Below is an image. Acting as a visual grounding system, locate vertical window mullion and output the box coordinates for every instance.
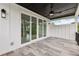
[37,18,39,39]
[42,20,43,37]
[30,16,32,41]
[45,21,47,36]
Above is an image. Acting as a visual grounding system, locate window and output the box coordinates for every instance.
[21,14,30,44]
[32,17,37,40]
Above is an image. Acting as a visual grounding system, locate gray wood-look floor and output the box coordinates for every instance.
[2,37,79,56]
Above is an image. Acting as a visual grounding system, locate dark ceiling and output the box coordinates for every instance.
[17,3,77,19]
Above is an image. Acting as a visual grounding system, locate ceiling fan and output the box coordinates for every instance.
[49,3,77,16]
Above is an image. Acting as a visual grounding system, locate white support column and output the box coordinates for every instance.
[30,16,32,41]
[75,4,79,32]
[42,20,44,37]
[46,21,48,37]
[46,20,50,37]
[37,18,39,39]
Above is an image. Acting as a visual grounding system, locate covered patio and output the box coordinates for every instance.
[0,3,79,56]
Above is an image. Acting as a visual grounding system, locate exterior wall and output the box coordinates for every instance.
[48,23,76,40]
[0,4,49,55]
[0,3,10,55]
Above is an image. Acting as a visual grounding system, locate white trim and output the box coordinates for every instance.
[37,18,39,39]
[42,20,44,36]
[45,21,47,36]
[30,16,32,41]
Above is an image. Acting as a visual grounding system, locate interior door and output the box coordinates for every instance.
[0,4,10,55]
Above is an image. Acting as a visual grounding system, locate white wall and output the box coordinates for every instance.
[9,4,21,51]
[0,3,14,55]
[0,3,23,55]
[48,23,76,40]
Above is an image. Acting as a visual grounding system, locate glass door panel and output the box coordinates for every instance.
[42,20,47,37]
[21,14,30,44]
[32,17,37,40]
[39,19,42,38]
[42,20,44,36]
[77,23,79,32]
[44,20,47,36]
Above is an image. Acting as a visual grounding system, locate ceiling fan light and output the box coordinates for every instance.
[50,13,54,16]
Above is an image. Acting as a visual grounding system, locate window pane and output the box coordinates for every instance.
[77,23,79,32]
[32,17,37,40]
[39,19,42,38]
[42,20,47,37]
[42,20,44,36]
[21,14,30,44]
[77,16,79,32]
[44,20,47,36]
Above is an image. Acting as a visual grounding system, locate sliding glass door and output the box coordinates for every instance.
[21,14,30,44]
[21,13,47,44]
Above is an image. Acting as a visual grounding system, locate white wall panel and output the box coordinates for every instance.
[10,4,21,50]
[0,4,10,55]
[49,23,76,40]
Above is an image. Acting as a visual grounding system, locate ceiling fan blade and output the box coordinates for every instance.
[53,11,62,14]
